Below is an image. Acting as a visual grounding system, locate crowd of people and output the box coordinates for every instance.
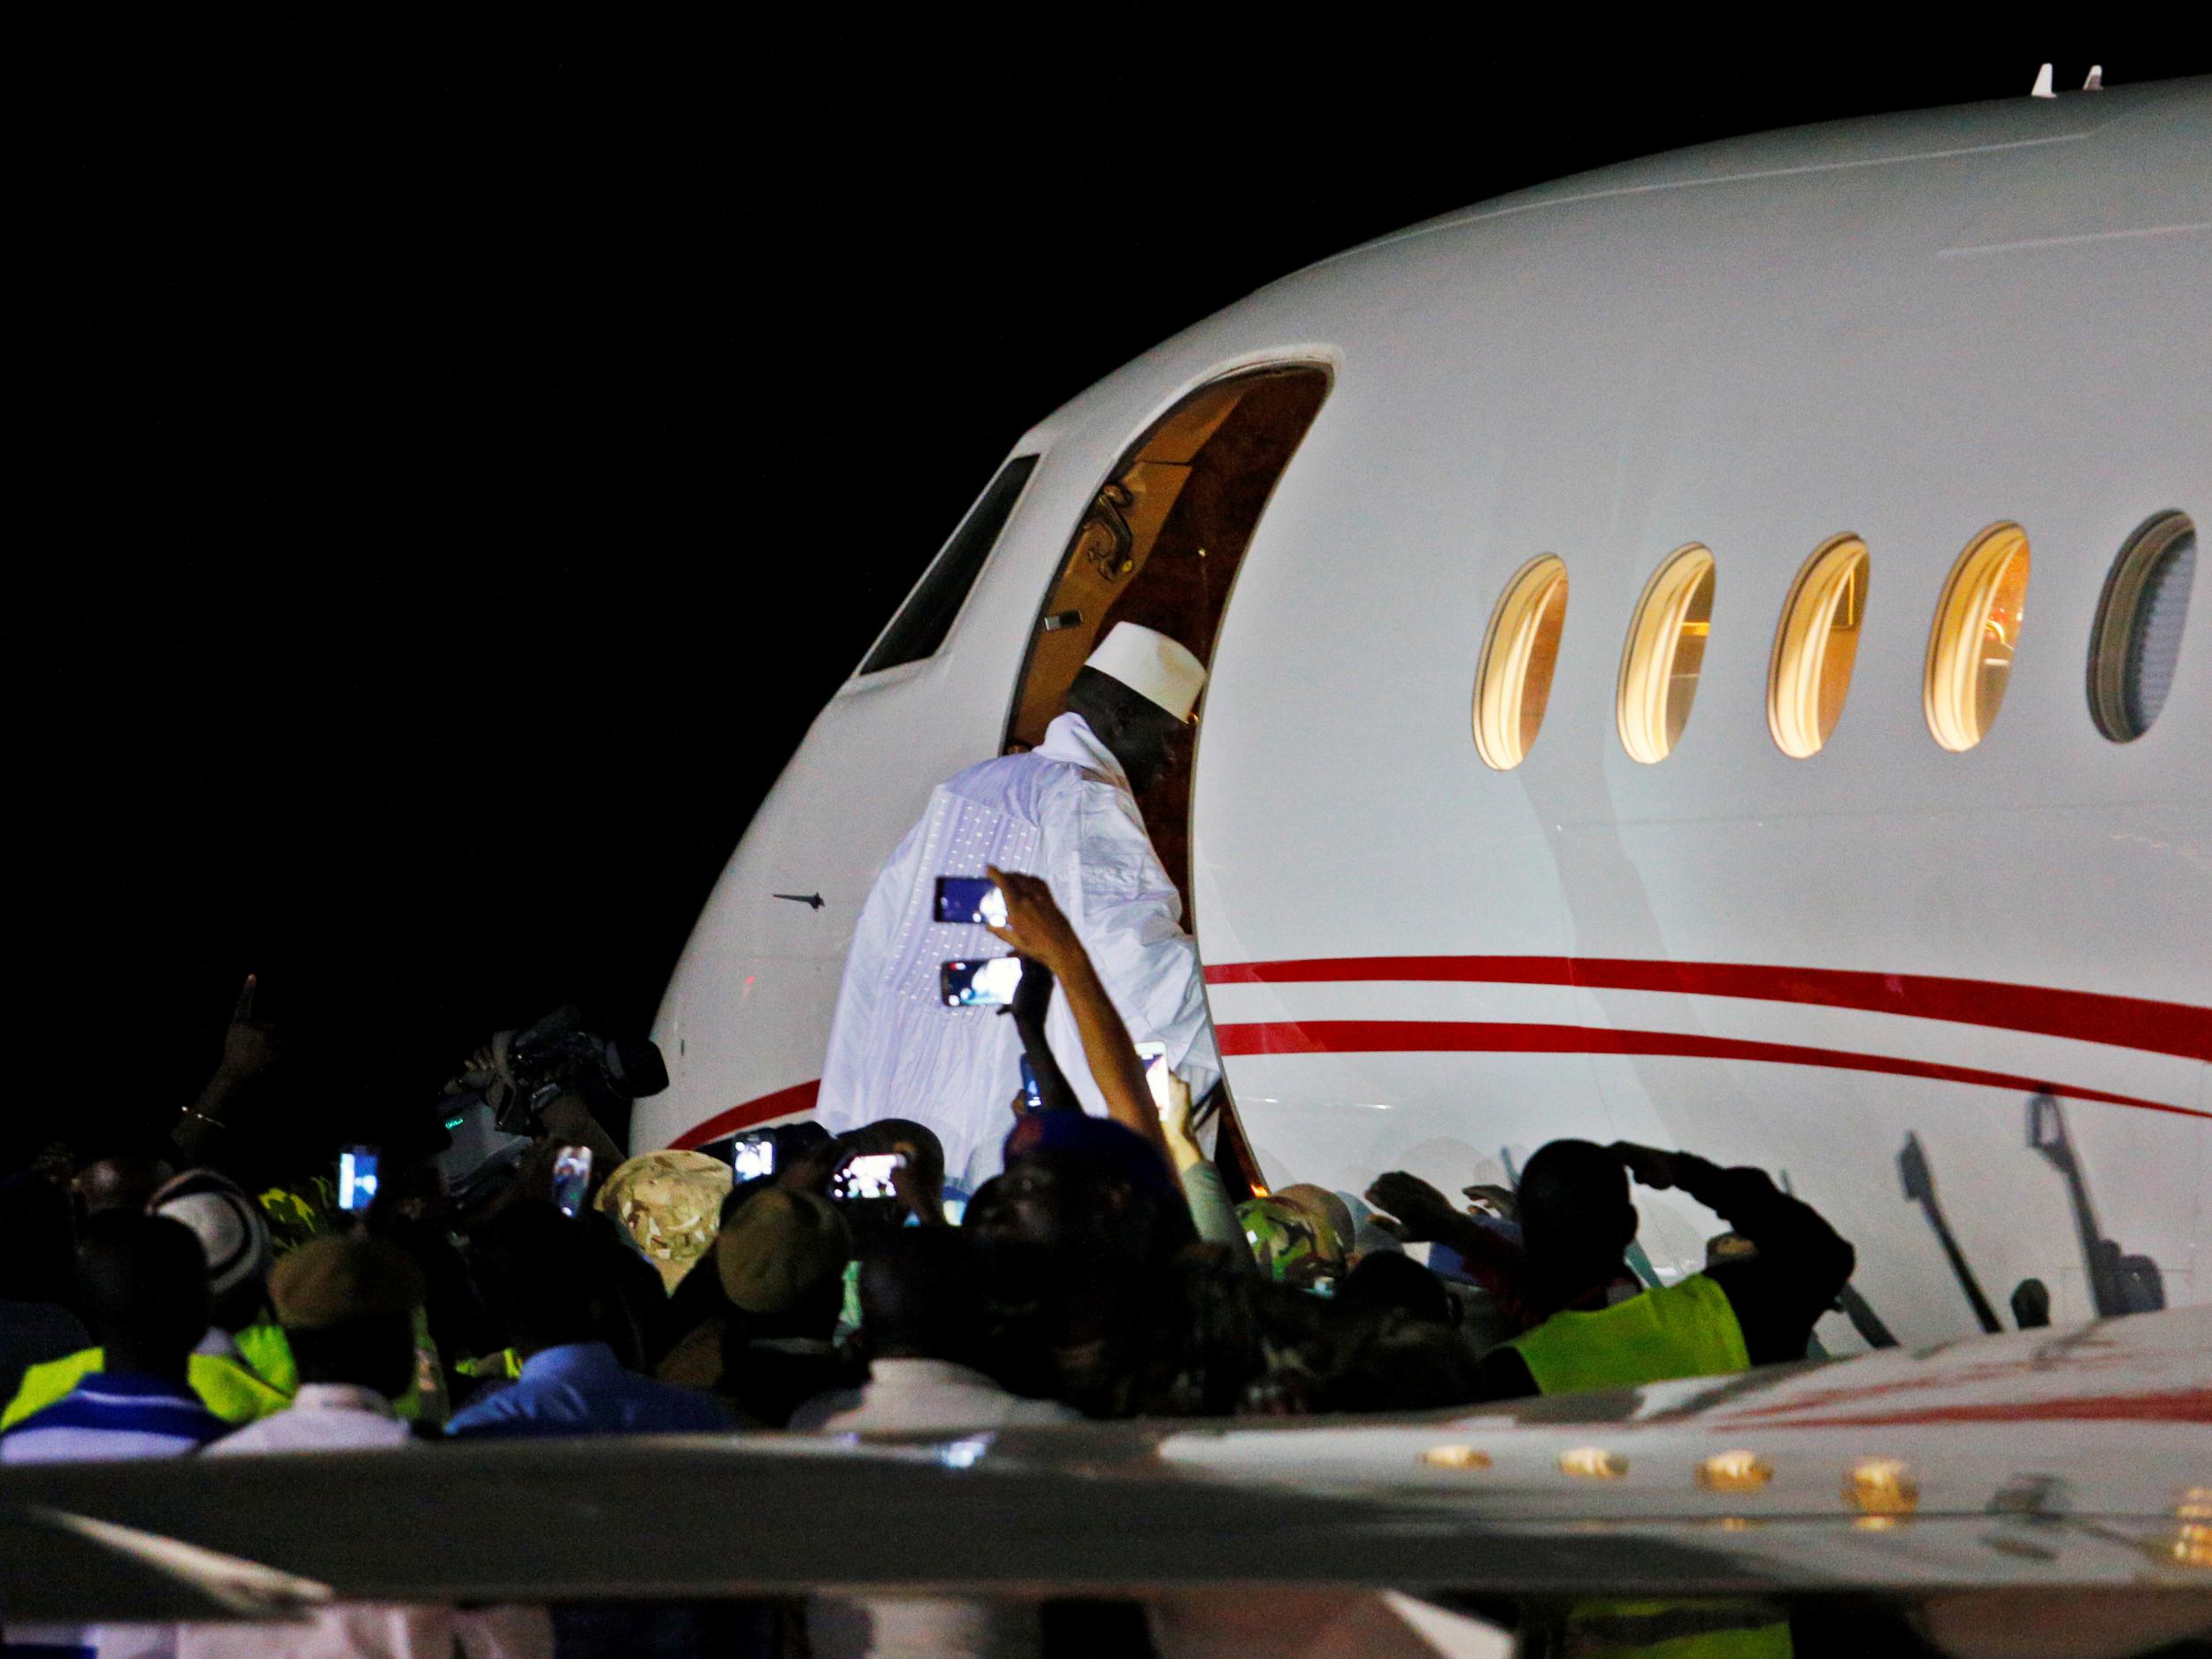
[0,862,1856,1659]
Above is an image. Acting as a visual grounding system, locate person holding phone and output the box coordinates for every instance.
[816,624,1220,1193]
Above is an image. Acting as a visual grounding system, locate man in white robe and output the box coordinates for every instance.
[816,623,1220,1193]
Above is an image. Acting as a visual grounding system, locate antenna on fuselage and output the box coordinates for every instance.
[2030,63,2056,99]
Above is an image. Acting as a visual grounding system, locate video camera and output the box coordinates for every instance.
[443,1004,668,1137]
[435,1006,668,1208]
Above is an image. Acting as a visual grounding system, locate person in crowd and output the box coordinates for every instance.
[1337,1251,1458,1330]
[443,1203,734,1439]
[177,1236,553,1659]
[70,1134,175,1217]
[792,1229,1078,1432]
[817,622,1218,1191]
[150,1167,296,1395]
[3,1216,231,1659]
[0,1170,90,1405]
[1277,1185,1356,1270]
[5,1169,291,1428]
[2,1214,226,1463]
[1462,1140,1856,1399]
[595,1148,733,1294]
[714,1188,856,1427]
[795,1231,1077,1659]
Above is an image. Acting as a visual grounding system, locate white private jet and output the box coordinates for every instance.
[641,73,2208,1357]
[6,70,2205,1658]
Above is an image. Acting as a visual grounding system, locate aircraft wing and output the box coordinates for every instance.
[2,1308,2205,1642]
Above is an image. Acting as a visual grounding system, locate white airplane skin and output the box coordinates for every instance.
[641,78,2211,1357]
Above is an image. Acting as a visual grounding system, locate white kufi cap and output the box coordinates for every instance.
[1083,622,1206,723]
[149,1169,273,1301]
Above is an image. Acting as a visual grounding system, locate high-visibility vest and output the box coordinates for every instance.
[1505,1272,1749,1395]
[234,1321,297,1395]
[3,1347,291,1429]
[1509,1276,1787,1658]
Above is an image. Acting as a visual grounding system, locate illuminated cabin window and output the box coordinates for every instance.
[1767,535,1870,758]
[1924,523,2031,752]
[1616,544,1717,764]
[2088,511,2195,741]
[1471,554,1569,770]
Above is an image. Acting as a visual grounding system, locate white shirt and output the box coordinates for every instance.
[817,711,1220,1189]
[798,1358,1077,1659]
[204,1384,414,1455]
[788,1357,1081,1433]
[177,1384,551,1659]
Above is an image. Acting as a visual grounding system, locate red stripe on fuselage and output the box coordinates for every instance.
[1204,956,2212,1063]
[670,1079,821,1150]
[1724,1387,2212,1427]
[1213,1019,2210,1120]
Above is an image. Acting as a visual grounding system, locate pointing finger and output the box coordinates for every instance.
[234,972,257,1024]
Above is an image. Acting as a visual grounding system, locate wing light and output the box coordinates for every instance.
[1419,1445,1494,1471]
[1697,1450,1775,1494]
[1846,1458,1919,1517]
[1560,1448,1629,1479]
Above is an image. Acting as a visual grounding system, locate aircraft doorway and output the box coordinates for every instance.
[1002,365,1331,912]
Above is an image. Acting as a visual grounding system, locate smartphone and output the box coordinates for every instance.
[835,1151,907,1202]
[933,876,1008,928]
[1018,1054,1043,1113]
[550,1145,593,1217]
[941,957,1023,1008]
[337,1146,380,1213]
[1134,1041,1172,1115]
[731,1132,778,1181]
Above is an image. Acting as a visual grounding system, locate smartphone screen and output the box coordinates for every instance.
[731,1133,777,1181]
[337,1147,380,1213]
[835,1151,907,1202]
[550,1145,593,1217]
[933,876,1008,928]
[941,957,1023,1008]
[1135,1041,1172,1115]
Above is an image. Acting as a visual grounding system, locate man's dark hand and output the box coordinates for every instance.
[215,973,281,1082]
[1364,1171,1461,1244]
[1611,1141,1683,1190]
[1463,1182,1518,1221]
[777,1136,853,1197]
[985,866,1085,976]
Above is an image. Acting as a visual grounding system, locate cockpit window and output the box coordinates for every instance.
[859,456,1040,675]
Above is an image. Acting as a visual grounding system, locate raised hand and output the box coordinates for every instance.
[1610,1141,1683,1190]
[983,865,1084,976]
[216,972,281,1082]
[1462,1182,1519,1221]
[1364,1171,1460,1244]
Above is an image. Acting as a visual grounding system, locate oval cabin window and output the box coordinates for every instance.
[2088,510,2195,742]
[1616,543,1717,764]
[1472,554,1569,771]
[1768,534,1870,758]
[1924,522,2031,752]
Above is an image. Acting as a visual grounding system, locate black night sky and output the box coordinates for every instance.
[31,30,2207,1166]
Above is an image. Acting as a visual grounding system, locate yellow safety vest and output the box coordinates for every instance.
[1506,1273,1749,1395]
[1509,1277,1788,1659]
[4,1347,292,1429]
[234,1321,298,1395]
